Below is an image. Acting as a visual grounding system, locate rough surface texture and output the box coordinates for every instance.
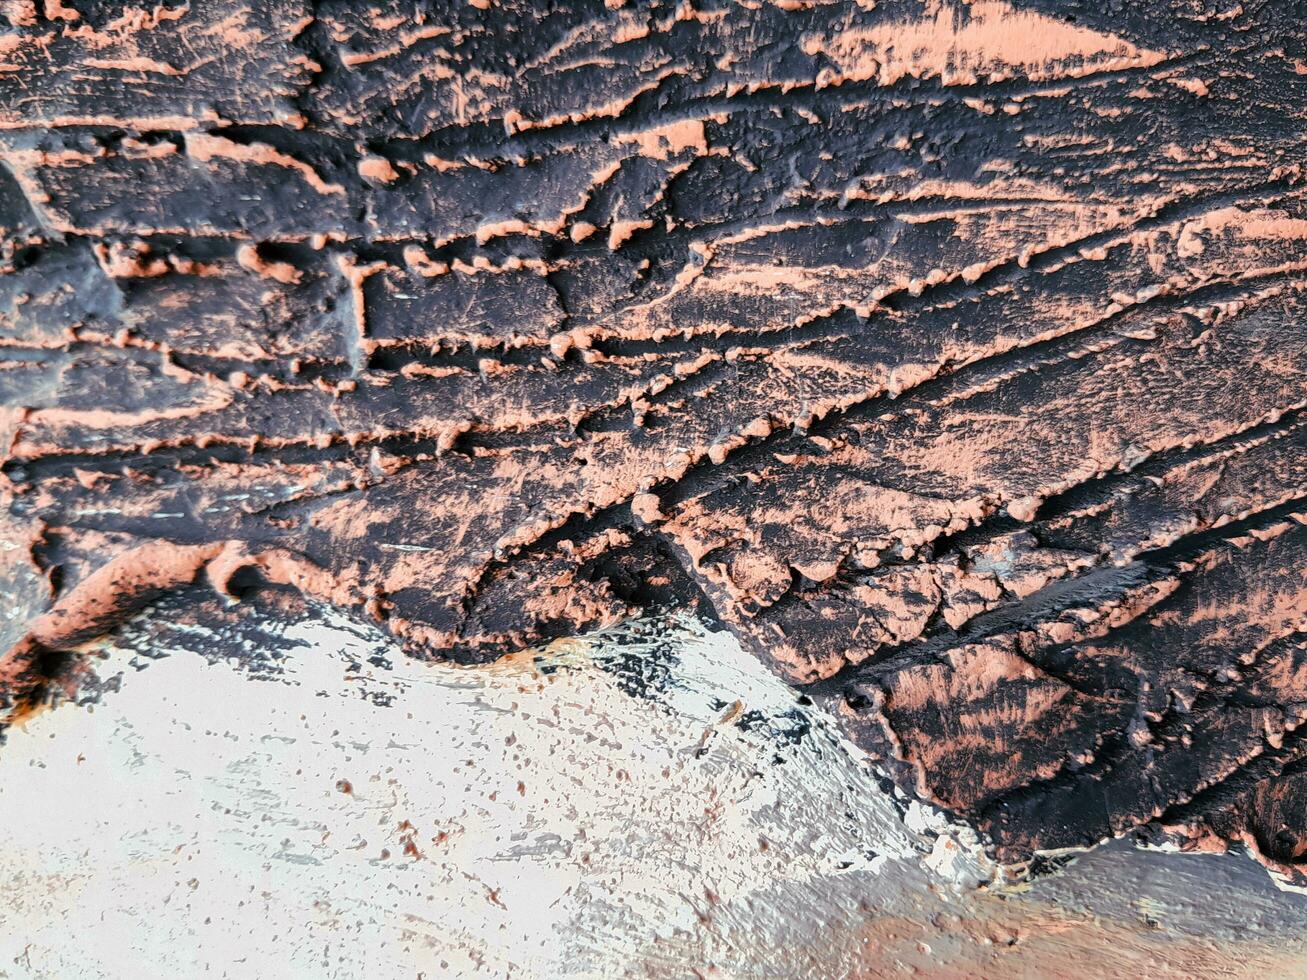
[5,604,1307,979]
[1,0,1305,880]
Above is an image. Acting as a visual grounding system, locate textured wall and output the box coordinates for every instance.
[1,0,1305,892]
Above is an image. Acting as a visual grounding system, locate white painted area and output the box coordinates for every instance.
[2,605,1306,979]
[0,609,934,978]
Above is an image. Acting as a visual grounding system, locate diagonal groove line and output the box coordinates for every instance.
[635,258,1304,455]
[749,406,1307,622]
[349,48,1214,163]
[651,268,1303,515]
[804,494,1307,698]
[1148,702,1307,829]
[622,174,1304,359]
[968,628,1307,832]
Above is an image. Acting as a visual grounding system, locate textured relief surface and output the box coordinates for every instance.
[6,603,1307,979]
[1,0,1305,881]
